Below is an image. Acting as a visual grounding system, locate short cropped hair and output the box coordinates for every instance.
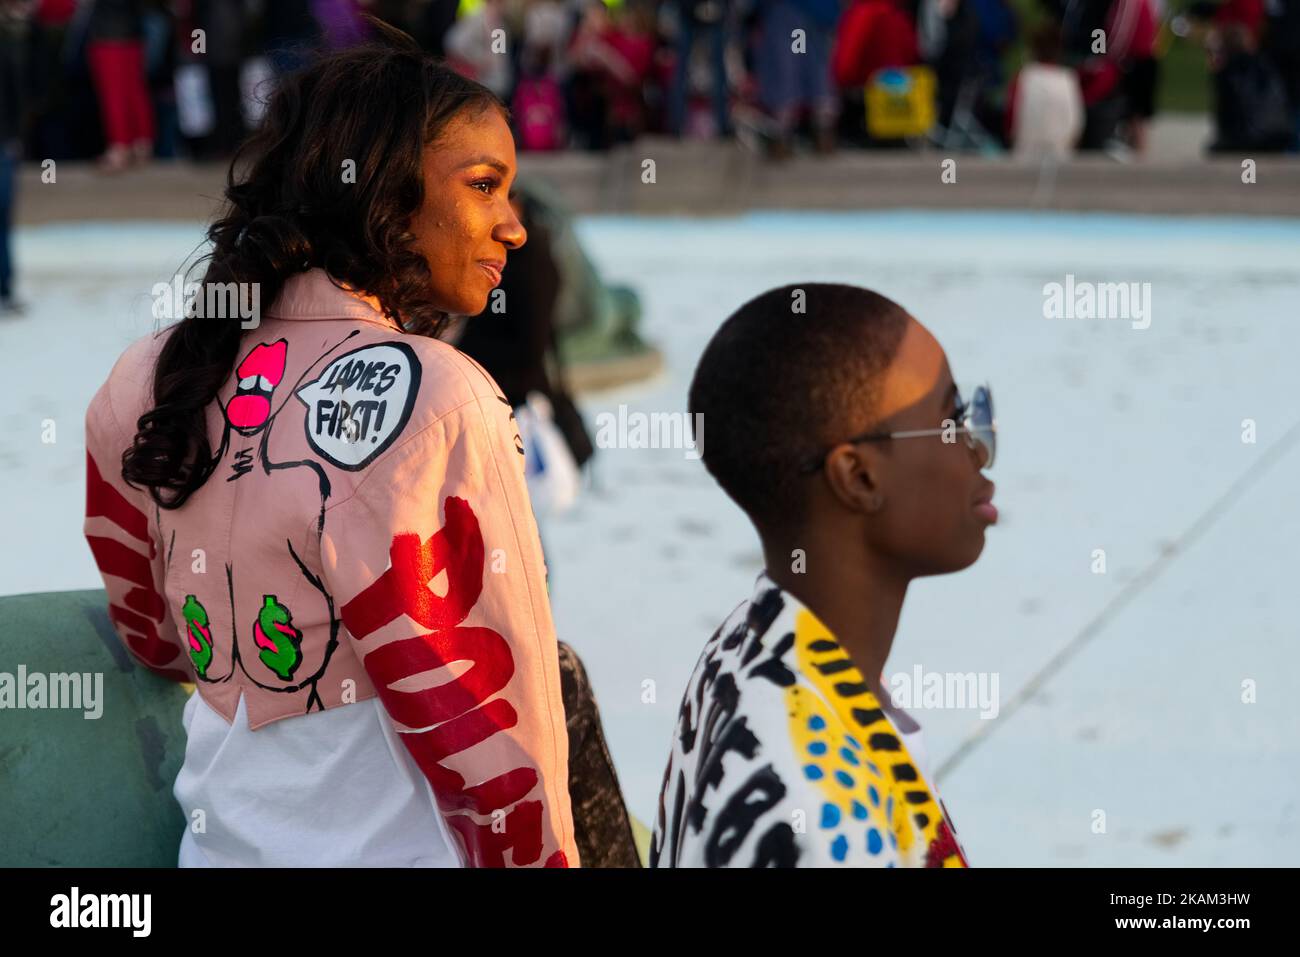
[688,283,910,539]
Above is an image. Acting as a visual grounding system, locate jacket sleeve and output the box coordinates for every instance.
[320,392,579,868]
[83,377,191,683]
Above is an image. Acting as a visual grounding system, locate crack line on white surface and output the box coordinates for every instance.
[935,413,1300,784]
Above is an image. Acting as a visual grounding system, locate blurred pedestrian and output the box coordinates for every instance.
[1005,19,1084,160]
[0,0,27,314]
[757,0,841,157]
[566,0,654,149]
[444,0,512,98]
[514,44,567,149]
[1264,0,1300,150]
[668,0,733,138]
[831,0,919,146]
[1104,0,1161,155]
[26,0,78,159]
[197,0,247,158]
[918,0,983,143]
[86,0,155,170]
[1209,20,1293,150]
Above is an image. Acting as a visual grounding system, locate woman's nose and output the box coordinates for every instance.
[498,209,526,249]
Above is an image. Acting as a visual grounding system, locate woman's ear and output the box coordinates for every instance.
[823,444,885,515]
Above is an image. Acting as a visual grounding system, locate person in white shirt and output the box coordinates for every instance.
[1009,20,1085,161]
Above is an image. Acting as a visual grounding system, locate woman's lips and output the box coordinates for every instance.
[974,483,998,525]
[479,262,502,286]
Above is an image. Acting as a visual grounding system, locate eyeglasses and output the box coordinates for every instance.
[798,383,996,474]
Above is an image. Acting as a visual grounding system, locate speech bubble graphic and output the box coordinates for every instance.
[295,341,422,470]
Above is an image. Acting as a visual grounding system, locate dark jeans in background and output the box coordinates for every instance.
[670,17,731,136]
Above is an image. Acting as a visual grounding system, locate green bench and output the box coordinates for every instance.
[0,589,189,867]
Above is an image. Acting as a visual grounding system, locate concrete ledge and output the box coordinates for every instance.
[19,140,1300,223]
[521,139,1300,216]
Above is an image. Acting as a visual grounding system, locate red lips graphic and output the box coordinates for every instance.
[227,340,288,432]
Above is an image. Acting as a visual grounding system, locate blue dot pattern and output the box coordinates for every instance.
[867,828,884,855]
[821,803,841,828]
[831,834,848,861]
[801,703,897,865]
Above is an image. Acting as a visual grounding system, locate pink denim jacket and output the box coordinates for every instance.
[83,268,578,867]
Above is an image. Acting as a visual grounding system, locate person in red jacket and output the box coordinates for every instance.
[831,0,919,144]
[833,0,920,88]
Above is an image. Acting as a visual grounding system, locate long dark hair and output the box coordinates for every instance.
[122,21,506,508]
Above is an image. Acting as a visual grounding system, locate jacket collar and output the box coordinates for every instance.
[753,569,928,737]
[752,568,827,636]
[263,268,402,331]
[752,568,890,694]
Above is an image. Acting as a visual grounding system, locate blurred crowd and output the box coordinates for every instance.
[0,0,1297,177]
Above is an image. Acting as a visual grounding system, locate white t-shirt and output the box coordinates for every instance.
[1013,62,1085,161]
[174,690,463,867]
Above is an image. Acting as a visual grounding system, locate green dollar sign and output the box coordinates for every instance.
[253,594,303,680]
[182,594,213,678]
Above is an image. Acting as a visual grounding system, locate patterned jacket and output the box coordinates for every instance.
[83,268,578,867]
[651,572,970,867]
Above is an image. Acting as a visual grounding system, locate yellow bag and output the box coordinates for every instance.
[865,66,937,139]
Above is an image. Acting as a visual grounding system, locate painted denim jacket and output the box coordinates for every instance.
[651,572,970,868]
[83,268,578,868]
